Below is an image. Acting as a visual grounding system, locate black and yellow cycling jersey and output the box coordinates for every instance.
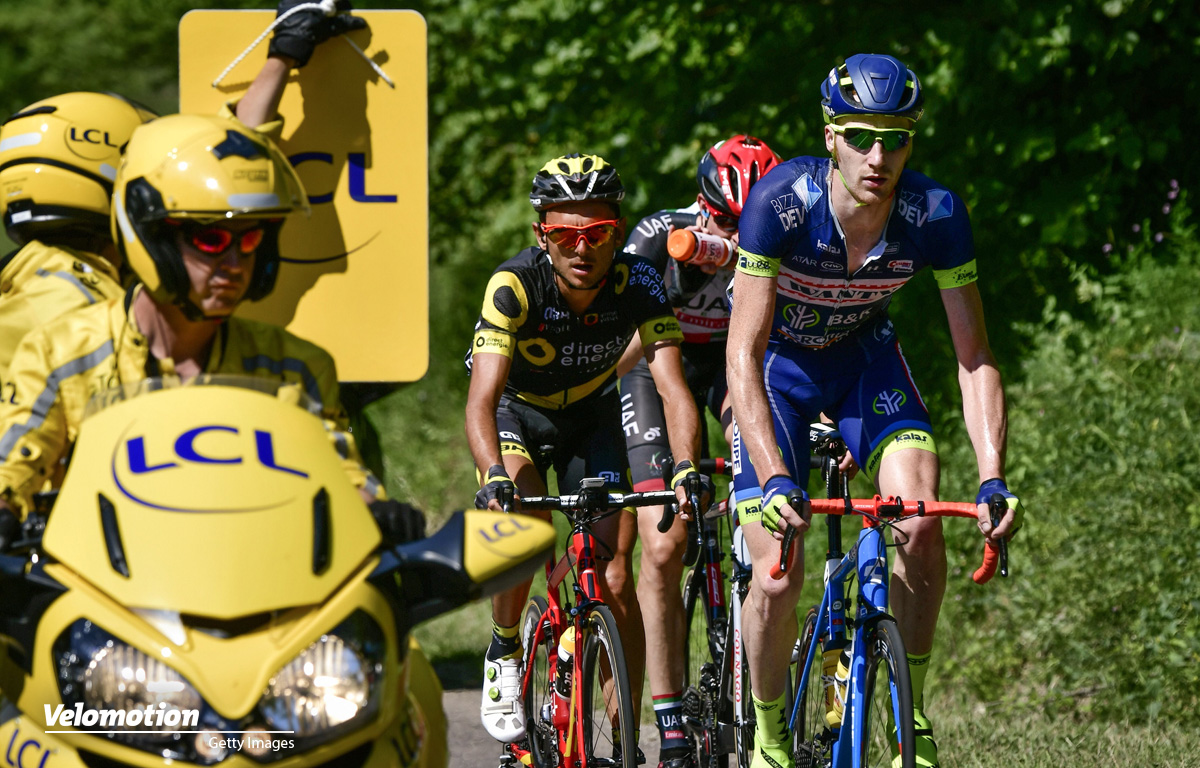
[467,246,682,410]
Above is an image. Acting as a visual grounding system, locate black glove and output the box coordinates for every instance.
[268,0,368,68]
[670,460,711,515]
[369,499,426,545]
[475,464,516,511]
[0,503,18,552]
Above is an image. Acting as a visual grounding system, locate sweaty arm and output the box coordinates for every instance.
[942,283,1006,483]
[464,350,513,480]
[727,271,789,483]
[942,282,1019,539]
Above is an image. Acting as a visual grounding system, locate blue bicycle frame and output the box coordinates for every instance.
[789,523,905,768]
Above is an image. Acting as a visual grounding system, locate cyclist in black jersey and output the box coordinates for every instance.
[465,154,705,748]
[615,135,780,768]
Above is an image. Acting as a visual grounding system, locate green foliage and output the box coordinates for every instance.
[936,198,1200,723]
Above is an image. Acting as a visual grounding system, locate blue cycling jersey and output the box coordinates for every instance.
[735,156,977,349]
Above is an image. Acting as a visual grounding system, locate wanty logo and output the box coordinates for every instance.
[872,389,907,415]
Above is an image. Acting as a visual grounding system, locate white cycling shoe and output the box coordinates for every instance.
[481,653,526,742]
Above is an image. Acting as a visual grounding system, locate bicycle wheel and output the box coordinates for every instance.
[791,608,832,768]
[860,618,914,768]
[520,596,559,768]
[683,564,715,688]
[732,643,754,768]
[579,604,637,768]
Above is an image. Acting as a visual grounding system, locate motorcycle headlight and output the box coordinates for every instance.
[54,620,206,754]
[53,613,386,764]
[259,612,386,748]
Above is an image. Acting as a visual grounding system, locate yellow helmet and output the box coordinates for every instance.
[0,92,156,245]
[111,114,308,311]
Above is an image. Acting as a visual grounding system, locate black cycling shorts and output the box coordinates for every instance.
[495,390,633,493]
[618,342,728,491]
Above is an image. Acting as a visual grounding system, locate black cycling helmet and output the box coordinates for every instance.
[530,153,625,212]
[821,54,924,123]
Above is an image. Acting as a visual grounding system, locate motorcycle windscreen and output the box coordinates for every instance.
[44,383,381,618]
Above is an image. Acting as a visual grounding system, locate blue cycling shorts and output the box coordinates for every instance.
[731,326,936,523]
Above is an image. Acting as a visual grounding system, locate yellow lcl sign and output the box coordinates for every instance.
[179,10,428,382]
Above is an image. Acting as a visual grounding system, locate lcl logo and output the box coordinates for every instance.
[288,151,396,205]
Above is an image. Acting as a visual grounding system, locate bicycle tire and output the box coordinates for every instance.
[580,604,637,768]
[683,564,715,688]
[860,618,914,768]
[520,596,558,768]
[791,607,831,768]
[732,643,754,768]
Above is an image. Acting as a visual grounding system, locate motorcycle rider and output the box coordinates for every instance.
[0,113,420,548]
[0,92,157,381]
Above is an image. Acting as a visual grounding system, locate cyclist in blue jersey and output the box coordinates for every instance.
[726,54,1025,768]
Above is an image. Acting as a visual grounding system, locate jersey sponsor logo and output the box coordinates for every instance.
[782,303,820,330]
[738,254,775,274]
[819,260,841,272]
[888,259,914,273]
[872,389,908,416]
[926,189,954,221]
[777,206,804,231]
[596,470,622,484]
[792,173,823,210]
[884,241,901,256]
[620,392,640,437]
[816,239,841,255]
[544,306,569,321]
[896,195,929,227]
[613,262,630,294]
[518,337,556,365]
[826,308,875,327]
[768,192,795,213]
[634,213,674,240]
[499,430,522,442]
[560,337,626,367]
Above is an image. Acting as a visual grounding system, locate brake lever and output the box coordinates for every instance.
[988,492,1010,578]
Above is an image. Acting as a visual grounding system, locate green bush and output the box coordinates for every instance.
[936,198,1200,722]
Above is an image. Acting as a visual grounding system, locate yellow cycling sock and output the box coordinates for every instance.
[751,691,790,746]
[907,651,931,710]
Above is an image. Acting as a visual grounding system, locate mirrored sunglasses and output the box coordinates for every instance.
[540,219,620,249]
[830,124,915,152]
[700,199,738,232]
[167,219,266,255]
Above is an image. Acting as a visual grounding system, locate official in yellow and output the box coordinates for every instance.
[0,92,157,379]
[0,113,384,536]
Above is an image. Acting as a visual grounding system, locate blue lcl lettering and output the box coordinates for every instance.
[255,430,308,478]
[289,151,334,204]
[348,153,397,203]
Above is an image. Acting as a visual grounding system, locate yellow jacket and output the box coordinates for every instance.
[0,286,381,515]
[0,241,123,381]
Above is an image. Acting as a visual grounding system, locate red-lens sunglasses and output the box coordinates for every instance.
[539,219,621,249]
[700,199,738,232]
[166,219,267,256]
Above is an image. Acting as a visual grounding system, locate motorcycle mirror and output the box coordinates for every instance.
[370,510,554,631]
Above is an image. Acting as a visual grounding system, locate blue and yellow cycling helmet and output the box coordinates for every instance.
[820,54,924,123]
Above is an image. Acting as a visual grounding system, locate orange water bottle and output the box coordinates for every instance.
[667,229,734,268]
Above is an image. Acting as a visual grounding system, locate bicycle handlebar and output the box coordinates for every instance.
[770,495,1010,584]
[519,489,679,512]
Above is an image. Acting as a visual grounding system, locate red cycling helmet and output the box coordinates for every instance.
[696,135,782,217]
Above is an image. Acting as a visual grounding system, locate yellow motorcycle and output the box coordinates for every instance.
[0,376,553,768]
